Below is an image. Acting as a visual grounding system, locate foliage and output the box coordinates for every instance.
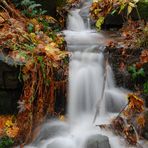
[90,0,140,30]
[0,116,19,139]
[128,65,145,80]
[0,0,68,145]
[112,94,145,145]
[143,82,148,94]
[56,0,67,7]
[0,136,14,148]
[107,20,148,49]
[14,0,47,18]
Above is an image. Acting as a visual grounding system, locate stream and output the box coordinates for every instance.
[24,1,140,148]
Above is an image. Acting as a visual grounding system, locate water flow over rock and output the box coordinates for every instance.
[25,1,128,148]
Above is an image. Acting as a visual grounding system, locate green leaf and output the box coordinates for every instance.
[137,68,145,77]
[128,65,136,73]
[28,4,41,10]
[111,9,117,15]
[96,17,104,30]
[119,4,126,14]
[144,82,148,94]
[27,23,35,33]
[21,0,34,6]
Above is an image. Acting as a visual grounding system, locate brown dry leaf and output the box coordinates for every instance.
[0,12,9,23]
[136,115,145,128]
[23,60,34,74]
[128,94,144,113]
[140,50,148,64]
[45,45,60,61]
[119,62,126,72]
[6,126,19,138]
[124,125,137,145]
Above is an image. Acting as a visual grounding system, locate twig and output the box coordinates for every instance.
[115,102,129,119]
[0,0,24,21]
[93,53,109,123]
[135,6,141,20]
[0,5,10,19]
[0,13,5,21]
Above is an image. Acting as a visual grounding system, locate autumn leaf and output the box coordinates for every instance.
[59,115,65,121]
[124,125,137,145]
[140,50,148,64]
[127,94,144,113]
[5,120,13,128]
[6,126,19,138]
[136,115,145,128]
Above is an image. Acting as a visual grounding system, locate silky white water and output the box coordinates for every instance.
[25,1,130,148]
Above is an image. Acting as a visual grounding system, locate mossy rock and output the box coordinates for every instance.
[56,0,67,7]
[131,0,148,21]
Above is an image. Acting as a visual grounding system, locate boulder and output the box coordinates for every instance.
[86,134,111,148]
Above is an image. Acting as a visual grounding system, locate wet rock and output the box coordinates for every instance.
[33,122,69,145]
[0,60,22,114]
[142,110,148,140]
[132,1,148,21]
[86,134,111,148]
[34,0,56,17]
[103,14,124,29]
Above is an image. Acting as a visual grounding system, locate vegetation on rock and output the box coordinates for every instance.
[0,0,68,145]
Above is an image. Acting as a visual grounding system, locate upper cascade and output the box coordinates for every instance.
[67,9,86,31]
[67,0,93,31]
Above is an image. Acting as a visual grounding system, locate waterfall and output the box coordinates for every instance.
[68,52,104,122]
[25,1,129,148]
[67,9,86,31]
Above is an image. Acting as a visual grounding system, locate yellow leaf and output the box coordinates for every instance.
[5,120,13,128]
[127,5,133,15]
[96,17,104,30]
[136,115,145,127]
[129,2,135,7]
[59,115,65,121]
[6,126,19,138]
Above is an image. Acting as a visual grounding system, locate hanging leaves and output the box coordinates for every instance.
[0,1,69,145]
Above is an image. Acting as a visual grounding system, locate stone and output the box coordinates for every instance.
[142,111,148,140]
[0,60,22,114]
[86,134,111,148]
[133,0,148,21]
[34,0,56,17]
[33,122,69,144]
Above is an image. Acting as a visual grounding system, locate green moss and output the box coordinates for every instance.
[137,1,148,20]
[56,0,67,7]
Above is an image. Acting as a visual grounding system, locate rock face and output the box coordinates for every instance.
[0,61,22,114]
[142,111,148,140]
[86,134,111,148]
[34,0,56,17]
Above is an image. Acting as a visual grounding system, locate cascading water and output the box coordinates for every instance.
[25,1,130,148]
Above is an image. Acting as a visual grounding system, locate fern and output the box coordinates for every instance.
[14,0,47,18]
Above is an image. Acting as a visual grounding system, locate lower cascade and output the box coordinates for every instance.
[25,2,130,148]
